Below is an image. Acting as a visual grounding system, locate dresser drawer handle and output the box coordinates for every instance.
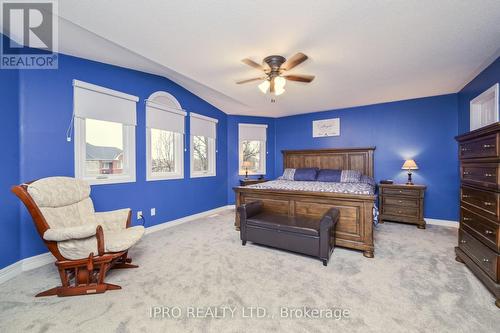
[463,217,472,221]
[483,202,494,206]
[463,171,471,176]
[485,230,494,235]
[398,200,403,203]
[482,258,490,263]
[461,147,470,152]
[460,239,467,244]
[462,194,471,199]
[482,144,495,148]
[484,173,495,177]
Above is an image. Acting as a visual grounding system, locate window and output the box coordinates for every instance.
[238,124,267,175]
[146,92,186,181]
[470,83,499,131]
[190,112,218,177]
[73,80,138,185]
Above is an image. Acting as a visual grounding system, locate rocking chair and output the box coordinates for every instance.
[12,177,145,297]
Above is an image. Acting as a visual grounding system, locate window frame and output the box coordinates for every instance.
[74,117,136,185]
[190,135,216,178]
[145,91,186,182]
[238,123,267,176]
[146,128,184,181]
[238,139,267,176]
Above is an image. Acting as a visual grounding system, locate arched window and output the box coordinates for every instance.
[146,91,186,180]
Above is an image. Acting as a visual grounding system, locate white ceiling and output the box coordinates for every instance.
[34,1,500,116]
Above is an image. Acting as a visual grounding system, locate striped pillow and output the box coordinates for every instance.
[282,168,296,180]
[340,170,362,183]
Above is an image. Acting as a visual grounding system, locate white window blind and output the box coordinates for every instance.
[238,123,267,141]
[190,112,218,138]
[146,100,186,133]
[73,79,138,126]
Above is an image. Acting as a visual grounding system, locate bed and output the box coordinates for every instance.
[233,147,377,258]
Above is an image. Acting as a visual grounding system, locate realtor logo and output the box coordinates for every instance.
[1,0,58,69]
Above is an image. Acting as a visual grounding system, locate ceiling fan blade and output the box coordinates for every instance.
[241,58,264,70]
[236,77,267,84]
[270,77,275,94]
[281,52,308,71]
[283,74,315,83]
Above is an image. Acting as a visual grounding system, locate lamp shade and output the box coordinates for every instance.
[242,161,252,168]
[402,159,418,170]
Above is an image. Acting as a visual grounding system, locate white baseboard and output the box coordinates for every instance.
[145,205,234,235]
[0,252,55,285]
[425,218,459,228]
[0,204,235,285]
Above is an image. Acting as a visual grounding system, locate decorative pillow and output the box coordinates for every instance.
[281,168,296,180]
[340,170,362,183]
[317,169,342,182]
[294,168,319,181]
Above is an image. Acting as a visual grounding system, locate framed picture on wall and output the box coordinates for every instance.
[312,118,340,137]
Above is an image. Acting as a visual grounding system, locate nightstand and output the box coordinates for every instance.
[239,179,267,186]
[378,184,426,229]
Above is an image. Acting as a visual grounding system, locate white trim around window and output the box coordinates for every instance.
[73,80,138,185]
[190,112,218,178]
[145,91,186,181]
[74,118,136,185]
[238,123,267,176]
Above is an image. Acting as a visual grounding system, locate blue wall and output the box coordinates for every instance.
[0,66,20,268]
[226,116,276,204]
[275,94,459,221]
[17,53,228,260]
[458,57,500,134]
[2,43,499,269]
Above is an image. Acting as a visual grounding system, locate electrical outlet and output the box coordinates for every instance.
[151,208,156,216]
[137,211,143,220]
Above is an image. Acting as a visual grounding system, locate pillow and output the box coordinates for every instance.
[317,169,342,182]
[294,168,318,181]
[281,168,296,180]
[360,175,376,187]
[340,170,362,183]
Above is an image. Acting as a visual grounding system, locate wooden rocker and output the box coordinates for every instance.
[12,177,145,297]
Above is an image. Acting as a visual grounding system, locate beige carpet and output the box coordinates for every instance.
[0,210,498,333]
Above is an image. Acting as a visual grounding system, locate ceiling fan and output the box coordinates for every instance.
[236,53,314,96]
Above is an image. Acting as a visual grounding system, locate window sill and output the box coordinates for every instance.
[83,176,136,186]
[147,173,184,181]
[238,172,266,176]
[190,172,216,178]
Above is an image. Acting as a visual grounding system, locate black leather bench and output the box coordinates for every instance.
[238,201,339,266]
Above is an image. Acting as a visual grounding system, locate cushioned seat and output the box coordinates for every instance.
[246,212,320,236]
[57,225,145,260]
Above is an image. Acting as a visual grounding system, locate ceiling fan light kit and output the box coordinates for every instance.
[237,53,314,99]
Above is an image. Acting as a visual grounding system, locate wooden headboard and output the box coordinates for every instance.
[282,147,375,177]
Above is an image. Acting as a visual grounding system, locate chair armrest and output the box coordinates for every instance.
[43,224,97,242]
[95,208,131,230]
[238,201,263,219]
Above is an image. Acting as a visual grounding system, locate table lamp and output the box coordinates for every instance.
[242,161,252,179]
[401,159,418,185]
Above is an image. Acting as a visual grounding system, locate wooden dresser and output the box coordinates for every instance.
[378,184,426,229]
[455,122,500,308]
